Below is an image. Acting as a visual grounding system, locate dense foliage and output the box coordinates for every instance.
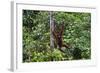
[23,10,91,62]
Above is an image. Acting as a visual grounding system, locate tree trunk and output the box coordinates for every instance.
[49,11,55,49]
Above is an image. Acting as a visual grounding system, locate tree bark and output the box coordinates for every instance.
[49,11,55,49]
